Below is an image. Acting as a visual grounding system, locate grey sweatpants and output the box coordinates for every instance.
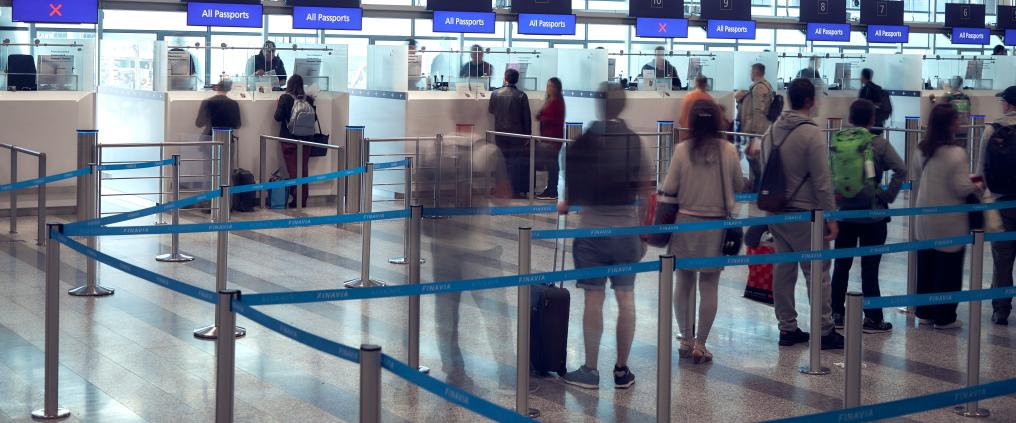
[769,219,835,336]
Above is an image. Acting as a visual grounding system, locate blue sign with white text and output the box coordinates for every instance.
[951,27,990,45]
[292,6,362,30]
[706,20,756,40]
[806,22,850,42]
[187,2,263,28]
[432,11,496,34]
[635,18,689,39]
[867,25,910,43]
[1007,30,1016,46]
[517,13,576,36]
[12,0,98,24]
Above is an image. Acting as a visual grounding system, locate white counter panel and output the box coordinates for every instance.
[0,91,95,187]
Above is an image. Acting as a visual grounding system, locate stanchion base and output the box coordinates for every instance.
[31,407,70,420]
[418,366,430,374]
[525,409,540,418]
[155,252,195,263]
[193,324,247,340]
[954,406,990,418]
[799,366,830,375]
[67,285,114,297]
[344,278,387,288]
[387,256,426,265]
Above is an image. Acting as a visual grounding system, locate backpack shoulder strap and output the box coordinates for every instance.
[774,121,816,150]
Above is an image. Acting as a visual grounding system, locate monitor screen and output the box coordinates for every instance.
[12,0,98,24]
[799,0,847,24]
[860,0,904,26]
[999,6,1016,30]
[511,0,572,16]
[187,2,264,28]
[944,3,985,28]
[293,58,322,80]
[701,0,750,22]
[426,0,492,12]
[629,0,684,19]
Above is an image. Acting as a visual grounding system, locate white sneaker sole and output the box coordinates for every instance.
[562,379,599,390]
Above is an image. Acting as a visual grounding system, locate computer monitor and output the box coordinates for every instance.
[36,54,73,90]
[293,57,322,80]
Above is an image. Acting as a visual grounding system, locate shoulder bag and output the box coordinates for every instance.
[720,148,744,255]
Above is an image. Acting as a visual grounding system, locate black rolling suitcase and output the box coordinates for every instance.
[529,214,571,377]
[231,168,257,212]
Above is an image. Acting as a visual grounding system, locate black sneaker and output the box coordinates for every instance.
[778,328,810,346]
[862,318,893,334]
[992,311,1009,326]
[821,331,845,350]
[613,365,635,389]
[536,190,558,200]
[832,312,845,329]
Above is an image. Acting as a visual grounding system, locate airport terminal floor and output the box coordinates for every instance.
[2,194,1015,422]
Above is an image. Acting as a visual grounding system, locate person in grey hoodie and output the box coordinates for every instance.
[759,78,842,350]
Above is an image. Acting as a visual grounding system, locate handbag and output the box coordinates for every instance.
[642,191,679,248]
[309,119,329,157]
[720,151,744,256]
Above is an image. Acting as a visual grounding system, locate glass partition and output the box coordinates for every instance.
[922,55,996,91]
[861,53,924,92]
[1,38,95,91]
[366,44,408,92]
[101,39,156,91]
[774,53,865,91]
[732,51,778,91]
[555,48,605,92]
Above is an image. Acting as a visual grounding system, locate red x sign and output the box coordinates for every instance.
[49,3,63,17]
[658,22,668,33]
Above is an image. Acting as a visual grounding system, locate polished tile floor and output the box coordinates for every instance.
[0,196,1014,423]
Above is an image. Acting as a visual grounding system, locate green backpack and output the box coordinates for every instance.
[830,128,877,210]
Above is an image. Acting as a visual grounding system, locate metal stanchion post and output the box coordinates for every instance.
[37,153,47,246]
[346,126,365,213]
[259,136,267,210]
[406,205,428,373]
[214,290,239,423]
[435,134,444,211]
[516,227,540,418]
[9,151,17,234]
[154,144,168,226]
[345,165,385,288]
[528,136,536,204]
[76,130,97,221]
[801,209,830,375]
[296,143,304,208]
[336,146,346,217]
[359,344,382,423]
[390,158,423,265]
[212,128,233,221]
[902,117,920,313]
[657,256,675,423]
[68,163,114,297]
[656,121,674,187]
[32,224,71,421]
[956,230,990,418]
[826,118,843,148]
[968,115,986,173]
[844,291,863,408]
[156,155,194,263]
[195,186,246,340]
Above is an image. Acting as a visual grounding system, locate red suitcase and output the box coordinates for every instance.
[743,244,775,305]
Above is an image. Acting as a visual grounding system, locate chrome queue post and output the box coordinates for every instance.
[656,121,674,187]
[844,291,863,408]
[9,149,16,235]
[195,185,246,340]
[214,290,240,423]
[826,118,843,148]
[346,126,366,214]
[68,163,114,297]
[75,130,97,221]
[31,224,71,421]
[389,157,424,265]
[296,143,305,209]
[956,230,990,418]
[259,135,268,210]
[211,128,233,221]
[968,115,986,173]
[801,209,830,376]
[156,155,194,263]
[405,205,429,373]
[359,344,382,423]
[37,153,47,246]
[902,117,921,314]
[516,227,539,418]
[344,164,386,288]
[657,256,675,423]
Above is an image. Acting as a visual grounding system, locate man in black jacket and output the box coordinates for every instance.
[488,68,532,197]
[858,68,888,135]
[253,41,287,83]
[641,46,681,90]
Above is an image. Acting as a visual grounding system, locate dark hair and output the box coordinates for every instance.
[470,44,482,52]
[849,99,876,127]
[787,78,815,110]
[752,63,765,75]
[285,74,306,97]
[694,75,708,89]
[546,77,562,99]
[688,100,723,161]
[408,38,417,47]
[655,46,665,52]
[994,44,1007,55]
[919,103,960,159]
[505,68,520,85]
[861,68,873,81]
[263,40,276,50]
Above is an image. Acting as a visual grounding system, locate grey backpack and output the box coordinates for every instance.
[287,95,316,137]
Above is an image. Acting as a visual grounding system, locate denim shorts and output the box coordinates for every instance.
[573,235,644,291]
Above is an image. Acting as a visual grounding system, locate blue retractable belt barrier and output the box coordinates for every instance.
[52,230,216,304]
[986,231,1016,243]
[532,212,811,240]
[240,260,662,306]
[424,204,580,217]
[231,166,367,195]
[97,159,175,171]
[67,189,222,229]
[0,167,91,193]
[735,193,758,202]
[826,200,1016,221]
[231,300,360,363]
[372,159,409,170]
[765,377,1016,423]
[864,286,1016,309]
[380,353,530,422]
[61,209,409,237]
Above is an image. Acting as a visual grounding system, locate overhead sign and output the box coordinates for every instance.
[517,13,576,36]
[1006,29,1016,47]
[292,6,362,30]
[944,3,985,29]
[629,0,684,19]
[701,0,750,22]
[860,0,904,25]
[426,0,492,12]
[799,0,847,24]
[287,0,361,6]
[511,0,572,16]
[635,18,689,38]
[432,11,496,34]
[951,27,990,45]
[12,0,98,24]
[998,6,1016,30]
[806,23,850,42]
[866,24,909,43]
[188,2,263,27]
[706,20,756,40]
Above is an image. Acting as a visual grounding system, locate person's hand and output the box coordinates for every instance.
[825,221,839,242]
[746,138,761,157]
[735,90,747,101]
[557,200,569,215]
[255,70,265,77]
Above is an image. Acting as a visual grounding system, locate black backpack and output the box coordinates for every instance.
[231,168,257,212]
[757,122,815,213]
[985,123,1016,196]
[766,94,784,123]
[875,89,893,123]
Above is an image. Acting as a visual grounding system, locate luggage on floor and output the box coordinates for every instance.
[231,168,257,212]
[268,170,288,209]
[530,283,570,377]
[743,230,775,305]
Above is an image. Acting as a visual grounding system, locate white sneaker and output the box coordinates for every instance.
[934,320,963,330]
[918,318,934,325]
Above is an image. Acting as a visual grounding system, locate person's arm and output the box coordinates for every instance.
[549,98,565,127]
[460,63,469,78]
[520,93,532,136]
[488,90,496,115]
[726,144,745,194]
[876,138,907,204]
[275,57,287,82]
[274,94,291,123]
[195,99,209,129]
[751,83,770,117]
[948,147,979,198]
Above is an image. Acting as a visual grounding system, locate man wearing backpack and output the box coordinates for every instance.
[976,86,1016,325]
[858,69,891,135]
[737,63,774,192]
[829,99,907,334]
[758,78,842,349]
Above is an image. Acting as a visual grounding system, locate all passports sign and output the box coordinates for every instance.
[293,6,362,30]
[867,24,909,43]
[706,19,756,40]
[433,11,496,34]
[518,13,577,36]
[806,22,850,42]
[187,2,263,28]
[952,27,990,45]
